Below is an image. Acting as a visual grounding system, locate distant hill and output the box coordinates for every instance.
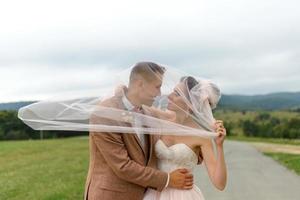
[218,92,300,110]
[1,92,300,111]
[0,101,36,111]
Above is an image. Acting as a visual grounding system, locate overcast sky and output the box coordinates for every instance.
[0,0,299,102]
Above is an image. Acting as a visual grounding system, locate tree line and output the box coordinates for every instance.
[1,110,299,140]
[223,112,300,139]
[0,110,87,140]
[241,113,300,139]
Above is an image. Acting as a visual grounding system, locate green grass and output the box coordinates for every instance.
[227,135,300,146]
[0,137,89,200]
[264,153,300,175]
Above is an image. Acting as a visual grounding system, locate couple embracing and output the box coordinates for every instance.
[84,62,227,200]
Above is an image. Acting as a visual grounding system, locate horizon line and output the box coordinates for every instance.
[1,90,299,104]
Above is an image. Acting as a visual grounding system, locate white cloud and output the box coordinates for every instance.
[0,0,299,102]
[0,64,121,102]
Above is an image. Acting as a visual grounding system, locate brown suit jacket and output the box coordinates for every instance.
[84,95,168,200]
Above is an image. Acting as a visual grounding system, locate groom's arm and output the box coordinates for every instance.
[91,131,168,191]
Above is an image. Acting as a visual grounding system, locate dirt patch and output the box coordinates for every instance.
[251,142,300,155]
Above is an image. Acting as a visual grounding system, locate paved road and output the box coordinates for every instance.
[194,140,300,200]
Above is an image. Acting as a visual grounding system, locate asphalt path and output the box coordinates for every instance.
[194,140,300,200]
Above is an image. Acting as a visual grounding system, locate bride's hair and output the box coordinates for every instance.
[180,76,198,90]
[180,76,220,109]
[129,62,166,83]
[180,76,198,102]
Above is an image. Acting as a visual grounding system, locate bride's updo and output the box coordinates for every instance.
[180,76,221,109]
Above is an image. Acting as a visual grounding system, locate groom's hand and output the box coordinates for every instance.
[169,168,194,190]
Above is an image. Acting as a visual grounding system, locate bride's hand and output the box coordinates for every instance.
[214,120,226,146]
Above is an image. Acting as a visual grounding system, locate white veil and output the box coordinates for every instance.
[18,62,221,138]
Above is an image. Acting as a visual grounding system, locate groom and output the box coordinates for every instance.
[84,62,193,200]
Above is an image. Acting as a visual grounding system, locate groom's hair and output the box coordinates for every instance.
[129,62,166,83]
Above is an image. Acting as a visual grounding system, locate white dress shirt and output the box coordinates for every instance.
[122,95,146,150]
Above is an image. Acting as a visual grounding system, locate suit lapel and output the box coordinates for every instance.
[114,95,147,158]
[146,134,153,165]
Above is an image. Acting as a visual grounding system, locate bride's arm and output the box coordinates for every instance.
[142,105,176,121]
[199,121,227,190]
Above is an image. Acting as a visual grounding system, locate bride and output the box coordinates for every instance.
[142,76,227,200]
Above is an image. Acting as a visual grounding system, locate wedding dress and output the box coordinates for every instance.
[143,139,205,200]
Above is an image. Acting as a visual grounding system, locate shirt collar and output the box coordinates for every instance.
[122,95,135,111]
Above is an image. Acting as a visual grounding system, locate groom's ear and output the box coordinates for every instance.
[136,78,144,88]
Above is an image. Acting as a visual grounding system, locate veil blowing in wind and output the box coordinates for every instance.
[18,62,221,139]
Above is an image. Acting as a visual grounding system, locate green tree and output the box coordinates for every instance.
[243,120,259,137]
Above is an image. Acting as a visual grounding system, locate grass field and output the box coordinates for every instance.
[0,137,89,200]
[264,153,300,175]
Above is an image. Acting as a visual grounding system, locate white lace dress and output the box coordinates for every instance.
[143,139,205,200]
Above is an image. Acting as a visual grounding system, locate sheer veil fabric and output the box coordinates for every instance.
[18,63,221,139]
